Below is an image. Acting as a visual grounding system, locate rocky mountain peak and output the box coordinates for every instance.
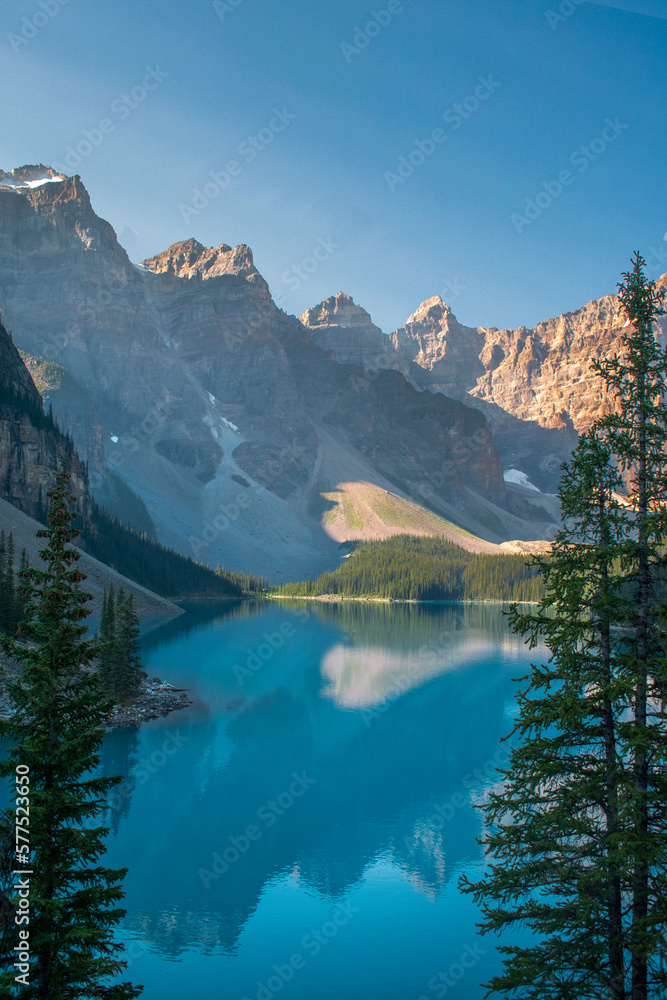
[0,164,66,190]
[395,295,482,362]
[141,239,258,280]
[300,292,379,331]
[405,295,451,325]
[0,167,124,258]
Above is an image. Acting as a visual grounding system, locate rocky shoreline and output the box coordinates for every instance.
[105,674,193,728]
[0,653,192,729]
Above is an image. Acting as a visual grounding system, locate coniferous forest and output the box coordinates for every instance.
[97,585,143,701]
[0,531,29,636]
[80,500,264,600]
[277,534,544,602]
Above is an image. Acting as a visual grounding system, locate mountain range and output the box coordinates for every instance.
[0,163,661,580]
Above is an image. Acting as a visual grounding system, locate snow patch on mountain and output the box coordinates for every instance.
[503,469,542,493]
[0,166,66,190]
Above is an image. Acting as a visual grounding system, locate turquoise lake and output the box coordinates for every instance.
[94,599,536,1000]
[0,600,541,997]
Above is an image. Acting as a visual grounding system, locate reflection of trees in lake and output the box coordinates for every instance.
[100,726,140,835]
[298,598,522,649]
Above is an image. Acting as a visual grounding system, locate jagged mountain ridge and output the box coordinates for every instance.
[302,279,667,493]
[0,167,550,580]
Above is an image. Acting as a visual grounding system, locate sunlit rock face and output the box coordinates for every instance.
[0,166,520,578]
[300,292,398,373]
[303,278,667,494]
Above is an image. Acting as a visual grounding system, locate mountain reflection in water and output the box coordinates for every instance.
[91,600,535,996]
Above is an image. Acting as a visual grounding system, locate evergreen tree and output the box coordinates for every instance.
[35,484,46,526]
[0,531,19,635]
[4,531,16,636]
[114,590,142,701]
[461,254,667,1000]
[0,460,142,998]
[0,531,7,631]
[593,253,667,999]
[98,584,117,697]
[15,547,31,633]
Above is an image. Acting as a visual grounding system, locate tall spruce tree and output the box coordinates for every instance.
[114,590,142,701]
[0,461,142,998]
[461,254,667,1000]
[0,532,20,636]
[592,254,667,999]
[15,548,30,633]
[4,532,16,636]
[98,584,117,697]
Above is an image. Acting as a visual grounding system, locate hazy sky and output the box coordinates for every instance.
[2,0,666,332]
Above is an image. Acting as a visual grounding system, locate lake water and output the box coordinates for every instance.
[96,599,534,1000]
[0,600,537,996]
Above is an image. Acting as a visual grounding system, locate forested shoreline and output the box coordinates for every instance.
[275,535,545,603]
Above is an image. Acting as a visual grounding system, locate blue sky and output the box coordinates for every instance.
[2,0,666,332]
